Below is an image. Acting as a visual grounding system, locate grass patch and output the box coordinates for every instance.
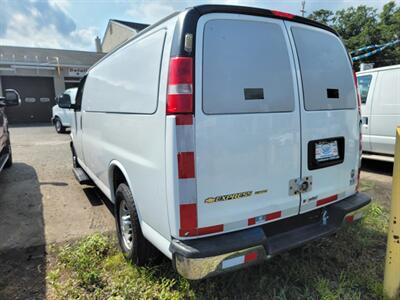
[48,204,389,300]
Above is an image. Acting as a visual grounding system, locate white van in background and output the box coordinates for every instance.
[60,5,370,279]
[358,65,400,160]
[52,87,77,133]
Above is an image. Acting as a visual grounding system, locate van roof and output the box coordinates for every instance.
[90,5,338,71]
[357,63,400,75]
[188,5,338,36]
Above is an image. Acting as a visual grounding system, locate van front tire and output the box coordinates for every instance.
[115,183,158,266]
[54,117,65,133]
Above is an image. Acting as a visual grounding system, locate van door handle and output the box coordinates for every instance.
[361,117,368,125]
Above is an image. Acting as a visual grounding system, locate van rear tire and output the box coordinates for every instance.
[115,183,159,266]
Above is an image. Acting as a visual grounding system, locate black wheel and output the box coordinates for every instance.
[4,141,12,168]
[115,183,159,266]
[54,118,65,133]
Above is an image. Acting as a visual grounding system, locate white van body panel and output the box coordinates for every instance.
[194,14,301,229]
[285,22,358,213]
[70,7,360,259]
[358,65,400,156]
[76,17,178,241]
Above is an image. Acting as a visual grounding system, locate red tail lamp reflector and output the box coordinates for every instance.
[179,203,224,237]
[244,252,258,263]
[248,218,256,226]
[177,152,195,179]
[316,194,338,206]
[175,114,193,125]
[179,203,197,230]
[265,211,282,221]
[197,224,224,235]
[167,57,193,114]
[271,10,295,19]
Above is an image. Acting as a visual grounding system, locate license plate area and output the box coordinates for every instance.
[308,137,345,170]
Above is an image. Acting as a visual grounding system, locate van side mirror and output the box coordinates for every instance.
[0,89,21,107]
[58,94,73,109]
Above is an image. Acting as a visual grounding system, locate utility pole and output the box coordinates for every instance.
[300,0,306,17]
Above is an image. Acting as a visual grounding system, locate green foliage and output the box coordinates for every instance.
[308,1,400,68]
[57,233,113,290]
[48,203,389,300]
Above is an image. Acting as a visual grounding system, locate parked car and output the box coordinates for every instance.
[52,87,77,133]
[60,5,371,279]
[0,89,20,173]
[357,65,400,160]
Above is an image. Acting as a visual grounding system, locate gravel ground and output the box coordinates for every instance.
[0,125,114,299]
[0,125,394,299]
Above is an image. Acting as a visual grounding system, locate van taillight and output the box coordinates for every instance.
[167,57,193,114]
[271,10,295,19]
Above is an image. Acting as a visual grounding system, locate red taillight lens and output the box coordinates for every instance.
[167,57,193,114]
[271,10,295,19]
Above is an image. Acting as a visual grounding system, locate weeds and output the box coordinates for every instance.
[48,203,389,300]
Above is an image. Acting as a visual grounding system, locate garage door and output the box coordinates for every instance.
[1,76,55,124]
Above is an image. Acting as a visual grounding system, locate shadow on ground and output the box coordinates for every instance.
[83,186,115,217]
[0,163,46,299]
[361,158,393,176]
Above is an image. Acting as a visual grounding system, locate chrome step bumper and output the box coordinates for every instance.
[170,192,371,280]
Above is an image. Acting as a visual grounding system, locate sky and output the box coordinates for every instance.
[0,0,398,52]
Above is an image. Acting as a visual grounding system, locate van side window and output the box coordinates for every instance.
[75,75,87,110]
[202,19,295,114]
[291,26,356,111]
[357,75,372,104]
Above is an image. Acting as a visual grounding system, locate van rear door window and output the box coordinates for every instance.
[291,26,356,111]
[357,75,372,104]
[202,19,295,114]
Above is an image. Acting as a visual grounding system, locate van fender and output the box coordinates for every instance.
[108,160,143,223]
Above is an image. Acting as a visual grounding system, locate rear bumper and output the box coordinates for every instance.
[170,192,371,280]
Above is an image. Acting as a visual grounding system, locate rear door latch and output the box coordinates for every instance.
[289,176,312,195]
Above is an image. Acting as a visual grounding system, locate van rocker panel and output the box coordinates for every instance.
[170,192,370,279]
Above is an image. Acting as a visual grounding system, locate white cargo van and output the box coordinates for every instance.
[357,64,400,160]
[60,5,371,279]
[52,87,77,133]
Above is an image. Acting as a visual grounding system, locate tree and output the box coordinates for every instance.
[308,9,334,25]
[308,2,400,68]
[376,1,400,66]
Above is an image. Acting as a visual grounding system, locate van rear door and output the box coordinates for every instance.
[194,14,301,231]
[286,22,359,213]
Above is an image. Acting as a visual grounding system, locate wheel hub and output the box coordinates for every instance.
[119,199,133,250]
